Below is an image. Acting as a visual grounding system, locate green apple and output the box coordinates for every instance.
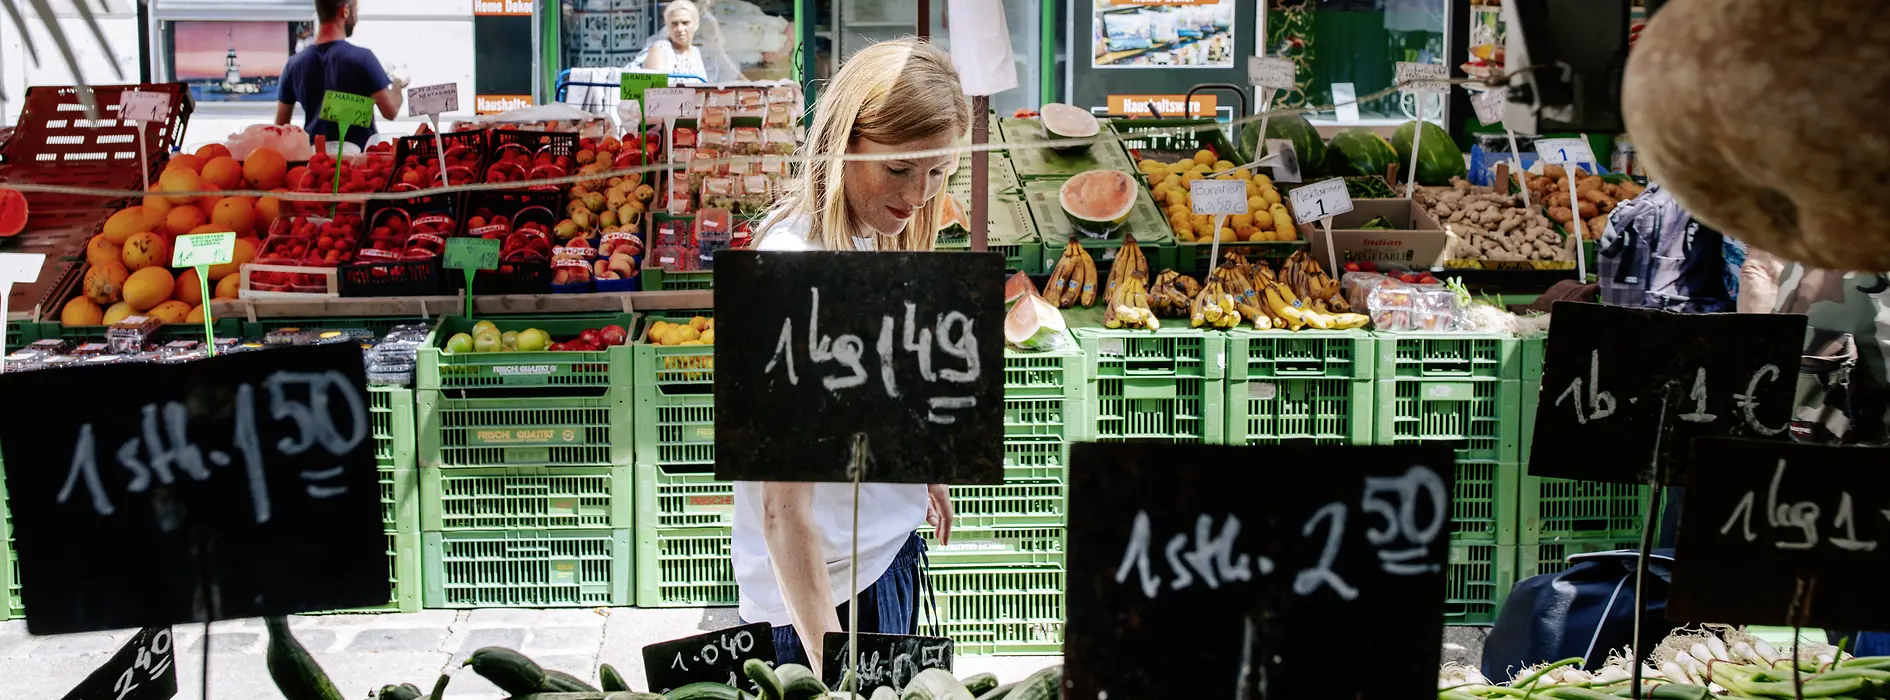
[471,320,500,337]
[446,332,475,354]
[501,330,519,350]
[516,328,550,352]
[473,331,502,353]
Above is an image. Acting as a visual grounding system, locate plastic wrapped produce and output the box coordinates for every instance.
[1342,272,1464,331]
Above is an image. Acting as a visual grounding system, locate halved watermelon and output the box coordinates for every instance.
[1039,103,1100,153]
[0,188,28,236]
[1059,170,1137,236]
[1005,270,1039,304]
[1004,292,1068,351]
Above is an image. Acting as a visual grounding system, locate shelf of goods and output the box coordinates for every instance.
[418,312,641,609]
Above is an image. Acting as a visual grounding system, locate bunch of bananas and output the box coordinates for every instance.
[1277,250,1350,313]
[1103,233,1157,330]
[1148,269,1202,317]
[1043,238,1100,309]
[1190,277,1248,329]
[1201,257,1271,329]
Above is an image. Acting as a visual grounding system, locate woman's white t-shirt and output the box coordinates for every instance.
[733,215,930,626]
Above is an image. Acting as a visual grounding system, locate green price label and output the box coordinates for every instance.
[172,232,236,268]
[619,72,668,104]
[445,237,501,271]
[319,90,375,128]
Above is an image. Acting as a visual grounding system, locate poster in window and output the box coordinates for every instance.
[1092,0,1236,69]
[170,21,313,104]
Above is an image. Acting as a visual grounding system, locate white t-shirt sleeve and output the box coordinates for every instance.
[754,214,818,251]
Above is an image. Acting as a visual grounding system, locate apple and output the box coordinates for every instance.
[547,341,566,352]
[599,325,628,347]
[579,328,603,347]
[516,328,550,352]
[472,320,500,337]
[446,333,475,354]
[473,331,502,353]
[502,330,519,350]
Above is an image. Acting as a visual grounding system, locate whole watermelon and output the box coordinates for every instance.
[1326,128,1400,179]
[1239,113,1327,177]
[1390,120,1468,186]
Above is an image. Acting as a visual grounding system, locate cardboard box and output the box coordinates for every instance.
[1297,198,1448,272]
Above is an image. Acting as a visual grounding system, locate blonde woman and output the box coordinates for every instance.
[638,0,709,80]
[735,39,970,671]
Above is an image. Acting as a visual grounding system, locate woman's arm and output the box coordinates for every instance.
[762,481,840,675]
[646,41,673,72]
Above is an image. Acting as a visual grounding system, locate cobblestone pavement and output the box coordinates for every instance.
[0,608,1062,700]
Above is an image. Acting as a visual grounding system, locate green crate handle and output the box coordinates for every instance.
[1122,358,1182,376]
[1419,359,1475,376]
[1122,377,1178,400]
[1418,381,1477,402]
[1272,361,1333,377]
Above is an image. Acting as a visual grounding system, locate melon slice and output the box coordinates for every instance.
[937,192,970,235]
[1004,292,1068,351]
[0,188,28,236]
[1005,271,1038,304]
[1059,170,1137,237]
[1039,103,1100,153]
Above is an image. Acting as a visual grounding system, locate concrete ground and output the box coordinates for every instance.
[0,608,1063,700]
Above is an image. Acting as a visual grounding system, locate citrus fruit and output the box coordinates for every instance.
[158,168,202,204]
[195,144,232,160]
[210,197,256,236]
[174,268,205,305]
[164,205,207,237]
[85,234,121,267]
[165,153,204,174]
[146,300,190,324]
[215,272,241,299]
[101,301,135,325]
[61,297,103,326]
[244,148,288,190]
[101,206,155,244]
[206,236,258,281]
[200,156,242,190]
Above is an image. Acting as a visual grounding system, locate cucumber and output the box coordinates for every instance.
[900,669,972,700]
[262,616,344,700]
[378,683,424,700]
[600,663,631,692]
[959,674,997,697]
[1003,666,1059,700]
[665,682,744,700]
[544,669,602,692]
[428,673,451,700]
[774,663,827,700]
[743,658,784,700]
[972,682,1015,700]
[464,647,550,695]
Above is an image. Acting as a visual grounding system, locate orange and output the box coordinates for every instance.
[83,260,130,305]
[173,268,205,305]
[195,143,232,160]
[165,152,204,174]
[186,304,206,323]
[211,197,257,236]
[206,236,258,281]
[187,224,225,235]
[122,266,175,310]
[158,168,202,204]
[215,271,241,299]
[285,165,311,190]
[195,183,224,218]
[140,194,174,220]
[255,196,282,231]
[101,206,156,244]
[120,231,171,271]
[146,300,191,324]
[60,297,104,326]
[164,205,208,237]
[200,156,243,190]
[85,234,122,267]
[101,301,135,325]
[243,147,288,190]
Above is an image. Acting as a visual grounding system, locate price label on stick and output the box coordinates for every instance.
[712,251,1005,485]
[1471,88,1509,126]
[645,87,696,121]
[1395,61,1449,96]
[1263,139,1303,183]
[406,83,458,118]
[1528,302,1805,486]
[172,232,234,269]
[642,622,777,696]
[1248,56,1296,90]
[821,632,953,695]
[318,90,374,129]
[620,71,668,103]
[1064,443,1453,700]
[1534,137,1597,166]
[1671,439,1890,628]
[445,237,500,272]
[0,251,43,284]
[0,344,389,635]
[118,91,171,124]
[1190,180,1248,216]
[59,626,176,700]
[1288,177,1354,224]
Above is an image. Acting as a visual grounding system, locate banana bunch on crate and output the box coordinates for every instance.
[1148,269,1202,318]
[1250,252,1369,331]
[1277,250,1355,316]
[1103,233,1157,330]
[1201,256,1271,329]
[1043,238,1100,309]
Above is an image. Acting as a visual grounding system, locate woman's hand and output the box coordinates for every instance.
[926,484,953,546]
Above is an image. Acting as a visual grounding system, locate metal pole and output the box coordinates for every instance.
[971,96,989,252]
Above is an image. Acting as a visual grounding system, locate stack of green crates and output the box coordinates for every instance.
[1372,332,1523,624]
[1075,324,1224,444]
[418,313,639,608]
[328,386,423,613]
[1224,329,1375,445]
[632,315,733,608]
[919,343,1086,655]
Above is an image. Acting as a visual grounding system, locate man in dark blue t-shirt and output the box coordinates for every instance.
[275,0,408,150]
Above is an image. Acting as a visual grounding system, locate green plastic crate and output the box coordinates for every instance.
[633,317,716,468]
[998,116,1134,179]
[1521,334,1545,380]
[636,464,734,529]
[370,387,416,467]
[1520,476,1649,544]
[1003,439,1069,481]
[1024,178,1175,252]
[1518,538,1642,580]
[951,478,1067,528]
[417,313,638,391]
[938,236,1044,276]
[1375,332,1521,380]
[936,188,1036,253]
[1004,346,1085,437]
[922,527,1064,568]
[1521,380,1539,463]
[39,318,243,344]
[1041,239,1179,278]
[1520,334,1545,462]
[417,390,634,468]
[1108,118,1241,167]
[3,320,30,350]
[421,465,634,531]
[1227,376,1374,445]
[243,317,422,338]
[1374,378,1522,464]
[926,567,1065,655]
[423,528,632,608]
[1451,461,1520,544]
[1446,541,1515,625]
[1227,329,1374,381]
[1076,328,1225,443]
[636,525,737,608]
[642,266,715,291]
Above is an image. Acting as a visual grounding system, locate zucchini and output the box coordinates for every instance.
[959,674,997,697]
[262,616,344,700]
[1003,667,1059,700]
[464,647,550,695]
[600,663,631,693]
[743,658,783,700]
[900,669,972,700]
[378,684,424,700]
[544,669,602,693]
[971,681,1014,700]
[774,663,827,700]
[429,673,451,700]
[665,682,744,700]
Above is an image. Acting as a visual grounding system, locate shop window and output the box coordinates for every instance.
[1265,0,1448,126]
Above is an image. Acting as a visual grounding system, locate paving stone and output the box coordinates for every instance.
[184,631,264,653]
[347,627,451,654]
[523,626,603,655]
[466,609,606,627]
[452,627,527,665]
[32,632,117,657]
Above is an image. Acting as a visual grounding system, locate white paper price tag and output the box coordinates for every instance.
[1536,138,1598,166]
[407,83,459,117]
[1288,178,1354,224]
[118,91,171,123]
[1190,180,1248,216]
[645,88,697,120]
[1263,139,1302,184]
[1471,88,1508,126]
[0,253,44,284]
[1248,56,1296,90]
[1395,62,1449,96]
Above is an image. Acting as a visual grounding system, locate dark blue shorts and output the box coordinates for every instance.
[745,532,928,667]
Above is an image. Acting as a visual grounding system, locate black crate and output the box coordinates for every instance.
[388,129,487,192]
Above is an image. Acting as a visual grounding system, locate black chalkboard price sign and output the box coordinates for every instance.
[642,622,778,695]
[713,250,1005,484]
[0,344,389,635]
[1064,442,1454,700]
[821,632,954,695]
[1529,302,1805,485]
[61,626,177,700]
[1670,438,1890,628]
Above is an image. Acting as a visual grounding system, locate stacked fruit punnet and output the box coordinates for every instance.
[286,136,394,216]
[1142,149,1296,243]
[65,143,283,327]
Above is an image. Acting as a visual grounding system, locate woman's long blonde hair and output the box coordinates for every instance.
[762,39,970,251]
